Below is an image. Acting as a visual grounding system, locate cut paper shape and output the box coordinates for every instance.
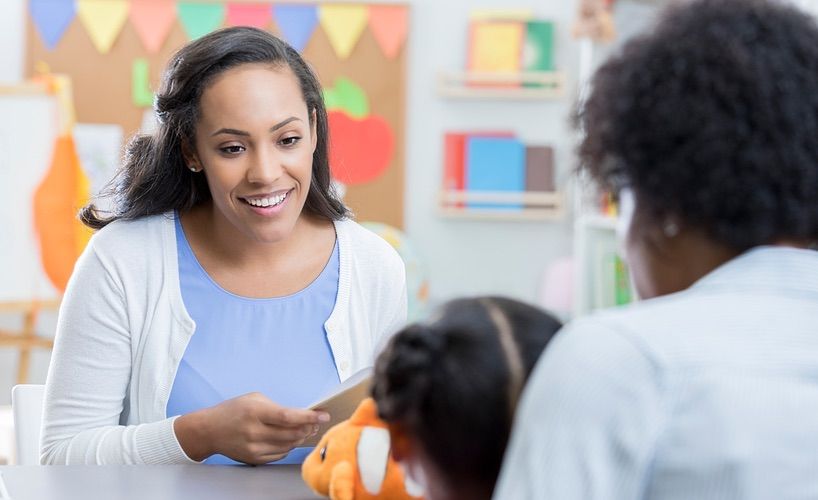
[323,77,369,119]
[178,2,226,40]
[319,5,368,59]
[33,135,93,292]
[129,0,177,53]
[76,0,129,54]
[272,5,318,52]
[29,0,76,50]
[226,3,271,28]
[132,59,154,107]
[74,123,123,216]
[368,5,408,59]
[328,111,393,185]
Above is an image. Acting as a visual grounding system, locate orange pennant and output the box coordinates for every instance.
[368,5,408,59]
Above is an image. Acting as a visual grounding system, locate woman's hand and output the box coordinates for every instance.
[174,392,330,464]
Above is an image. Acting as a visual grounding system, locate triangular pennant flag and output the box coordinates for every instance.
[76,0,130,54]
[178,2,226,40]
[226,3,271,29]
[29,0,76,50]
[319,5,368,59]
[272,5,318,52]
[368,5,408,59]
[129,0,177,53]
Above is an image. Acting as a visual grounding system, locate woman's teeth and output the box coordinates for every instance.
[246,192,288,207]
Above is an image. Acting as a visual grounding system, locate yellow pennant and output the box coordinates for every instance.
[77,0,129,54]
[319,5,368,59]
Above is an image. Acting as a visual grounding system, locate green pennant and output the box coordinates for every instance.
[177,2,225,40]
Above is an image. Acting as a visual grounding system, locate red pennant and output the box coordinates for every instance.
[368,5,408,59]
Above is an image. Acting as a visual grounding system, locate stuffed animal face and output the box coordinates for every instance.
[301,398,424,500]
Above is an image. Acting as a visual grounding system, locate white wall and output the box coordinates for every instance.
[405,0,579,307]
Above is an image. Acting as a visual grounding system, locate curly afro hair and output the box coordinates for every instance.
[577,0,818,251]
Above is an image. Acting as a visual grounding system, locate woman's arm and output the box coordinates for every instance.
[41,243,190,464]
[493,319,665,499]
[42,240,329,465]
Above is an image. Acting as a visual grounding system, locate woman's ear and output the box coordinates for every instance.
[181,140,200,171]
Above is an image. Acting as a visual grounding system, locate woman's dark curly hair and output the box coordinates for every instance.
[371,297,562,496]
[80,26,348,229]
[577,0,818,250]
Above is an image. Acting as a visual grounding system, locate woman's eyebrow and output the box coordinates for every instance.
[210,117,302,137]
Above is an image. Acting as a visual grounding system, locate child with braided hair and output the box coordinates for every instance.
[370,297,562,500]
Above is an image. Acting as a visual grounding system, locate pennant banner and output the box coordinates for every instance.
[29,0,76,50]
[76,0,129,54]
[130,0,177,53]
[272,5,318,52]
[319,4,368,59]
[178,2,226,40]
[226,3,271,28]
[368,5,408,60]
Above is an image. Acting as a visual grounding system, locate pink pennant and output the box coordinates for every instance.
[129,0,176,53]
[226,3,271,29]
[368,5,408,59]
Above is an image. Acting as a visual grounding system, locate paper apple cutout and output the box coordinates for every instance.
[328,110,394,185]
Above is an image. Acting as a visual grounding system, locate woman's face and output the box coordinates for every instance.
[187,63,316,244]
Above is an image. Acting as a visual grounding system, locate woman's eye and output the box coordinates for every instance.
[281,136,301,147]
[220,145,244,154]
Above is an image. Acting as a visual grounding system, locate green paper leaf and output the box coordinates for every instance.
[323,77,369,118]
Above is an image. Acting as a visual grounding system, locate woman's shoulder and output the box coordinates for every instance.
[334,219,405,277]
[88,212,173,258]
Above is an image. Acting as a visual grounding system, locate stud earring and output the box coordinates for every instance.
[663,219,680,238]
[188,165,198,172]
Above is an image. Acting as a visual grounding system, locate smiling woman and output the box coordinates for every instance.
[40,27,407,466]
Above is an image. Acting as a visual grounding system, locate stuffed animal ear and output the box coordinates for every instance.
[349,398,380,426]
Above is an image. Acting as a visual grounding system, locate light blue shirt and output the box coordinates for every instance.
[495,246,818,499]
[167,216,340,465]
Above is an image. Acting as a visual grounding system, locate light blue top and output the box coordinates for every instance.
[167,215,340,465]
[495,246,818,500]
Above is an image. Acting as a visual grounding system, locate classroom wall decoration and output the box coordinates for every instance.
[26,0,409,229]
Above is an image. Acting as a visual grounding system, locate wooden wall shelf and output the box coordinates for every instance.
[438,190,564,221]
[437,71,565,100]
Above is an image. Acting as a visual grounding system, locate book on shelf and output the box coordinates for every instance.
[443,131,515,203]
[465,136,526,210]
[525,145,555,192]
[465,12,556,88]
[591,238,633,310]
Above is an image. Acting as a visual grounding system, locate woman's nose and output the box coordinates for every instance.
[246,147,283,184]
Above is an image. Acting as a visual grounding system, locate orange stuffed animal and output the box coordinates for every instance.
[301,398,424,500]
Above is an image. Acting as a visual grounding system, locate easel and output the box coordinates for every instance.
[0,79,64,385]
[0,300,60,385]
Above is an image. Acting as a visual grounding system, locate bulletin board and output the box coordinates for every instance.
[25,1,407,228]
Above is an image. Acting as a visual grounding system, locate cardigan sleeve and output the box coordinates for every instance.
[41,238,195,465]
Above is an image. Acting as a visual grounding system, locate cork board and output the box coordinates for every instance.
[25,5,406,228]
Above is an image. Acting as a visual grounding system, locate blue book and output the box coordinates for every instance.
[465,137,526,210]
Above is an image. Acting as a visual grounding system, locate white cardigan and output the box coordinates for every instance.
[41,213,407,465]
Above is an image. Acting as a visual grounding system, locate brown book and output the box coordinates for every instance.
[525,146,555,191]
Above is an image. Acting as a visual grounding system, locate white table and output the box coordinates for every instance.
[0,465,321,500]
